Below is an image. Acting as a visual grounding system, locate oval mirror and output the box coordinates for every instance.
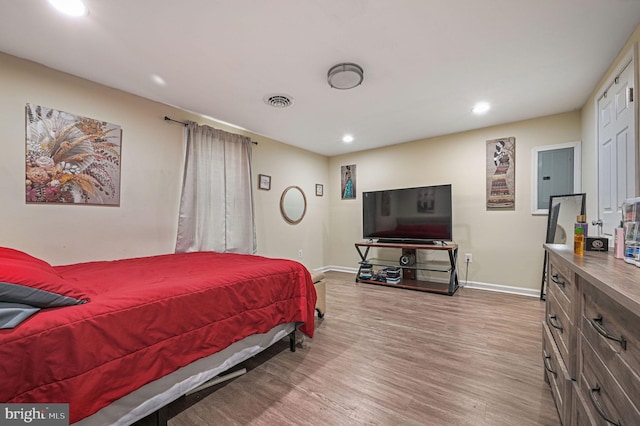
[280,186,307,224]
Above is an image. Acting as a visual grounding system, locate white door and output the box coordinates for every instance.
[597,59,636,238]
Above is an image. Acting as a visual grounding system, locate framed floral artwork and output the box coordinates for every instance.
[25,104,122,205]
[316,184,323,196]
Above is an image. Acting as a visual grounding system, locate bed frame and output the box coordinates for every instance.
[76,323,299,426]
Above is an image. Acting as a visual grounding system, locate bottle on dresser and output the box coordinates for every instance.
[574,215,587,255]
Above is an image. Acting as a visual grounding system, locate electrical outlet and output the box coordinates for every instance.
[298,249,303,258]
[465,253,473,263]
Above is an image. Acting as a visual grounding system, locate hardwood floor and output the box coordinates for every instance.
[137,271,561,426]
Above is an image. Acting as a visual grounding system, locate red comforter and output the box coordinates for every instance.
[0,252,316,423]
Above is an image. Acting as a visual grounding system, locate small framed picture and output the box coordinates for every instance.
[258,174,271,190]
[316,184,324,197]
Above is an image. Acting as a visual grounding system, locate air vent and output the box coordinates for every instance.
[264,94,294,108]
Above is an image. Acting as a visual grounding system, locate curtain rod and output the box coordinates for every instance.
[164,116,188,126]
[164,116,258,145]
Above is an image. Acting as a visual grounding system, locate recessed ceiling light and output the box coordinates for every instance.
[48,0,88,17]
[342,134,354,143]
[151,74,167,86]
[472,102,491,114]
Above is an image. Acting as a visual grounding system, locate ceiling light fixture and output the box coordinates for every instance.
[328,63,364,90]
[48,0,88,17]
[342,134,354,143]
[472,102,491,114]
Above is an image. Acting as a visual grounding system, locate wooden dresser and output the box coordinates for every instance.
[543,244,640,425]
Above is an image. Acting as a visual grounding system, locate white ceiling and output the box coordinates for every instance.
[1,1,640,156]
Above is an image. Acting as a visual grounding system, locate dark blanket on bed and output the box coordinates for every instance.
[0,251,316,423]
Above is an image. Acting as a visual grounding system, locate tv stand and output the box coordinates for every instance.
[355,241,459,295]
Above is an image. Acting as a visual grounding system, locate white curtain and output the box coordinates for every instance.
[175,121,256,254]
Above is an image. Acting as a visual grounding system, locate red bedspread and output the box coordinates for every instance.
[0,252,316,423]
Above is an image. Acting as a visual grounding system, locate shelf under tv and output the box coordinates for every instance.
[356,277,452,294]
[354,241,459,296]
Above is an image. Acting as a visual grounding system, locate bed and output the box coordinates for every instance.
[0,247,317,425]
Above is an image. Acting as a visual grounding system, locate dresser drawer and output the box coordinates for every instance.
[546,288,575,377]
[543,321,572,424]
[581,282,640,405]
[571,384,596,426]
[577,333,640,425]
[547,252,577,320]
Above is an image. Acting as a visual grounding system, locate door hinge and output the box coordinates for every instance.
[628,87,634,103]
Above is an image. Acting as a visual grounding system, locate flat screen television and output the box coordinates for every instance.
[362,184,453,243]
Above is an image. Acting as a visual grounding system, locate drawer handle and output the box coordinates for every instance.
[542,354,557,378]
[589,385,621,426]
[550,273,566,287]
[547,314,563,332]
[590,315,627,350]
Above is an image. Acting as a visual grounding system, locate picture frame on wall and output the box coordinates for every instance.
[25,103,122,206]
[486,137,516,210]
[316,184,323,196]
[258,174,271,190]
[341,164,356,199]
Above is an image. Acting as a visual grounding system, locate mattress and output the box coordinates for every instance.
[0,251,316,424]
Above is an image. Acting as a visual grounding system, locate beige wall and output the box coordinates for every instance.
[0,52,329,268]
[251,136,329,269]
[329,112,582,292]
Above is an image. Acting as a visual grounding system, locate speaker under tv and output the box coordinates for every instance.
[362,184,452,244]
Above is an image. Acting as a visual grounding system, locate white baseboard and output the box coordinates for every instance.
[320,266,540,299]
[318,265,358,274]
[459,280,540,298]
